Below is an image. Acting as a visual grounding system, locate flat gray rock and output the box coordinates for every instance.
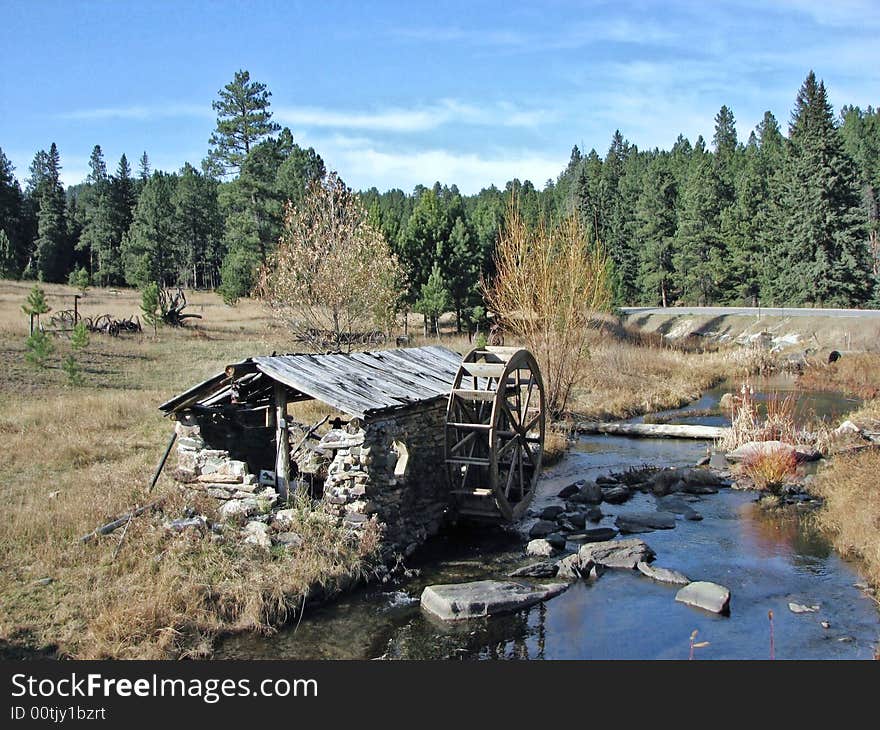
[577,538,655,569]
[569,481,603,504]
[529,520,558,538]
[566,527,619,543]
[615,512,676,533]
[510,562,559,578]
[601,486,631,504]
[637,561,690,585]
[788,602,820,614]
[675,581,731,614]
[420,580,569,621]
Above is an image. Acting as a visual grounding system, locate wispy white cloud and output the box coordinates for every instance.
[275,99,556,133]
[389,18,680,52]
[59,103,211,121]
[298,132,562,194]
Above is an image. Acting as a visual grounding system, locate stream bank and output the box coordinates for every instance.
[217,377,879,660]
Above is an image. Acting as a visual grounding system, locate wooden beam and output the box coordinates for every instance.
[274,382,290,500]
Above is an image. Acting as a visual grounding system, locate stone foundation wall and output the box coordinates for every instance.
[172,411,279,519]
[321,400,453,561]
[169,399,454,563]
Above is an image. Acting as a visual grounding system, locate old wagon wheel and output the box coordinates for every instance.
[445,346,545,522]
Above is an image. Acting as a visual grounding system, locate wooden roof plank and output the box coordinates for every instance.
[162,346,466,420]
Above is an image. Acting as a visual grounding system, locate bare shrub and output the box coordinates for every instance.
[543,426,570,465]
[256,172,406,351]
[741,445,798,493]
[721,384,801,450]
[484,201,611,416]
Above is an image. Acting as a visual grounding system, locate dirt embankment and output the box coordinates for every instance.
[622,310,880,355]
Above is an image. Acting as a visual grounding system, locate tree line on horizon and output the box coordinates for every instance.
[0,69,877,317]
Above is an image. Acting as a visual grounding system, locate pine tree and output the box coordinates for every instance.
[438,215,480,331]
[138,152,150,182]
[104,154,137,285]
[208,70,280,175]
[398,187,448,305]
[0,147,25,277]
[712,105,739,197]
[674,141,726,304]
[779,72,871,306]
[33,143,70,282]
[78,145,114,282]
[122,172,178,288]
[840,105,880,281]
[602,131,640,304]
[173,163,223,288]
[0,230,13,278]
[636,155,678,306]
[414,263,451,337]
[217,137,289,301]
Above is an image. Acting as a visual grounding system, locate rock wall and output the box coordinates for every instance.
[172,411,279,518]
[169,399,454,563]
[321,400,454,561]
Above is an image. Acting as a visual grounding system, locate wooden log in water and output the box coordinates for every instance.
[577,422,728,440]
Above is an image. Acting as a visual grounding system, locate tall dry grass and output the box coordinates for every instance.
[569,339,758,422]
[0,279,378,658]
[798,353,880,400]
[813,449,880,591]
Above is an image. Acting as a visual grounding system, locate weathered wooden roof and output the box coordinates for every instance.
[159,345,464,419]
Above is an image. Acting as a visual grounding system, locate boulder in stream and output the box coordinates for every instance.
[726,440,796,463]
[615,511,676,533]
[526,538,563,557]
[570,481,603,504]
[420,580,569,621]
[675,581,731,614]
[637,561,690,585]
[566,527,619,543]
[576,538,655,569]
[540,505,566,521]
[651,467,726,496]
[529,520,558,538]
[510,562,559,578]
[601,486,631,504]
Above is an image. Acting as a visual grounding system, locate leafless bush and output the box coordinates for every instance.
[484,201,611,416]
[257,172,406,352]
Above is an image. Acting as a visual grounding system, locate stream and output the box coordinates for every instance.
[219,377,879,660]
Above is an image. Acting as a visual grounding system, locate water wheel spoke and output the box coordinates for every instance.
[450,430,477,453]
[521,374,535,421]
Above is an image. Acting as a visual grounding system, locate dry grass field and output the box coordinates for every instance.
[0,279,761,658]
[801,355,880,595]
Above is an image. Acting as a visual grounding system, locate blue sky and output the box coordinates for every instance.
[1,0,878,194]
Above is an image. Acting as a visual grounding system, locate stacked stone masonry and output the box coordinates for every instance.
[171,399,454,562]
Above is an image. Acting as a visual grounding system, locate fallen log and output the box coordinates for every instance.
[79,499,166,543]
[577,422,728,440]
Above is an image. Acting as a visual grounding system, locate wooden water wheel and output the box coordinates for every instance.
[445,346,545,522]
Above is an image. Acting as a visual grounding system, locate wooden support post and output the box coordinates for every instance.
[274,382,290,500]
[148,430,177,493]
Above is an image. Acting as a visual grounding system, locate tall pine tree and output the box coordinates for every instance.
[779,72,871,306]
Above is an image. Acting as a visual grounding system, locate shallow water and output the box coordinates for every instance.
[218,384,878,660]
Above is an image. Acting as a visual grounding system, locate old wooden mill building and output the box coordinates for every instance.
[159,345,546,557]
